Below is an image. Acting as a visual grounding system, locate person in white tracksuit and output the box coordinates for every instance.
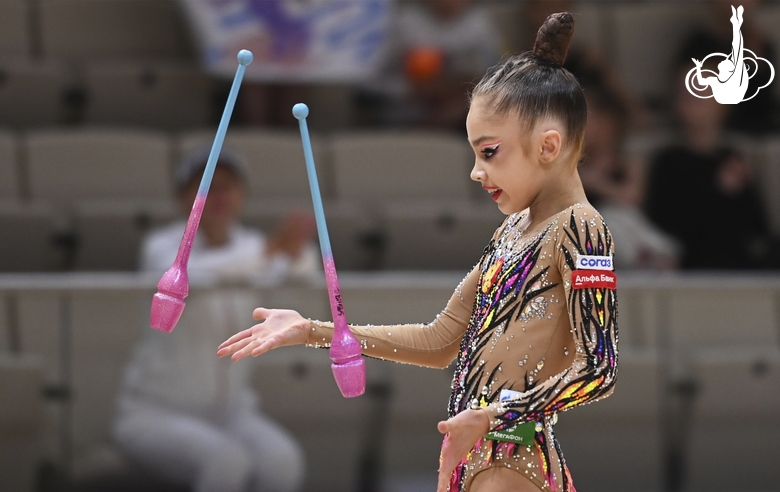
[114,148,318,492]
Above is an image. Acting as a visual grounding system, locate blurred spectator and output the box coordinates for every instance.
[140,148,318,279]
[645,67,776,270]
[113,148,318,492]
[677,0,778,134]
[581,86,679,270]
[361,0,502,129]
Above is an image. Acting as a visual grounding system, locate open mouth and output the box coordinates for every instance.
[484,187,502,201]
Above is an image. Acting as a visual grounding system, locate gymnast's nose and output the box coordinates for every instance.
[470,160,486,182]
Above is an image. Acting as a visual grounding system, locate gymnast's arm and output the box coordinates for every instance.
[218,264,479,369]
[306,266,479,368]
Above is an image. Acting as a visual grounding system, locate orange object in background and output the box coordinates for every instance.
[405,47,445,83]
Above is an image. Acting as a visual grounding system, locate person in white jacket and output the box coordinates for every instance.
[114,148,317,492]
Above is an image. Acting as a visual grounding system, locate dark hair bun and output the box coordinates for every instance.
[533,12,575,66]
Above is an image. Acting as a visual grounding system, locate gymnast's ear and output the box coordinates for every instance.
[538,129,562,165]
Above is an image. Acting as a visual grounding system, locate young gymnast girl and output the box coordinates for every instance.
[218,12,618,492]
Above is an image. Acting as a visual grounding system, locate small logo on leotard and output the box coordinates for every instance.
[685,5,774,104]
[572,270,617,290]
[575,254,613,271]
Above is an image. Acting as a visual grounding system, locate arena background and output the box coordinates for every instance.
[1,1,779,491]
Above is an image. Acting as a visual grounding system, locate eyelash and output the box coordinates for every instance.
[481,145,499,159]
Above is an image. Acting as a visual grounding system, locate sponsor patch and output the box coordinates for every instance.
[571,270,617,289]
[575,254,613,271]
[498,388,524,402]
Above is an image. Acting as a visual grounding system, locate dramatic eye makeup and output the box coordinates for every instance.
[481,142,501,159]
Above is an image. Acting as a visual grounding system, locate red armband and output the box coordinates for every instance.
[571,270,617,289]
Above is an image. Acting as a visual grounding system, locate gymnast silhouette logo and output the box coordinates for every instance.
[685,5,774,104]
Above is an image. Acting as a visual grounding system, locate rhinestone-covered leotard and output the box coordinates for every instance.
[308,203,618,491]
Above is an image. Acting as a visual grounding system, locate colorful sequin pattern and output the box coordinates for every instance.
[448,205,618,491]
[305,204,618,492]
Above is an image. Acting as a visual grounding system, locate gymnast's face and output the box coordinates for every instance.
[467,96,551,215]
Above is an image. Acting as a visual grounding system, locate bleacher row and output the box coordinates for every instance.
[0,128,507,272]
[5,127,780,273]
[4,1,780,130]
[1,275,780,491]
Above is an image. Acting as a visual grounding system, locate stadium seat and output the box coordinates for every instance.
[754,4,780,99]
[685,349,780,490]
[0,131,19,200]
[0,354,45,492]
[613,285,663,353]
[178,129,332,201]
[84,63,213,130]
[381,361,451,481]
[0,300,8,353]
[242,198,312,234]
[39,0,192,61]
[756,137,780,235]
[26,129,173,205]
[381,200,503,270]
[611,2,709,102]
[0,201,59,272]
[68,291,147,480]
[16,292,68,467]
[0,0,29,58]
[0,61,67,128]
[555,351,663,491]
[73,199,178,271]
[665,287,779,352]
[286,199,385,271]
[251,345,370,491]
[331,131,473,202]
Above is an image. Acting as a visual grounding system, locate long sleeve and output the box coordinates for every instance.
[481,210,619,431]
[305,264,479,369]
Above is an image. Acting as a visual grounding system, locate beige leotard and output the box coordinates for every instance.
[307,203,618,491]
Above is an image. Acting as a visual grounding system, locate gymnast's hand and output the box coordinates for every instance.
[436,409,491,492]
[217,308,309,361]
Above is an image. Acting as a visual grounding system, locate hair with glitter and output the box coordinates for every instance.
[470,12,587,156]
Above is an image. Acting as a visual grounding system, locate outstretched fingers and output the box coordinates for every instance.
[234,331,290,360]
[250,328,301,357]
[218,329,250,351]
[250,333,284,357]
[217,335,253,359]
[231,337,267,361]
[217,307,273,358]
[219,308,309,361]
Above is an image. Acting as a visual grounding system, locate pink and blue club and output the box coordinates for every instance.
[293,103,366,398]
[150,49,254,333]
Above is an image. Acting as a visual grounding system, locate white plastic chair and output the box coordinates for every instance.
[26,129,173,205]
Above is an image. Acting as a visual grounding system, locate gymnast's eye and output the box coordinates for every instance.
[481,145,499,159]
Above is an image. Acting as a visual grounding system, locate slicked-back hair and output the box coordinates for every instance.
[470,52,588,158]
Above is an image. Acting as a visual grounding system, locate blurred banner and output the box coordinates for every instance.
[182,0,393,83]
